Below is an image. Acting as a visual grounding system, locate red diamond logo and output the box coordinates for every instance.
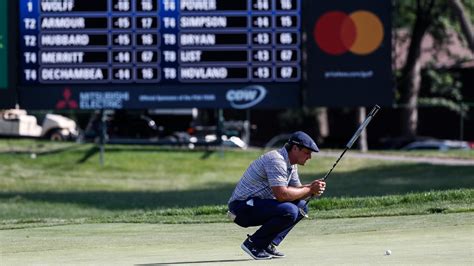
[56,88,78,109]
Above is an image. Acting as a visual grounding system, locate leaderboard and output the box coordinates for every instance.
[19,0,301,85]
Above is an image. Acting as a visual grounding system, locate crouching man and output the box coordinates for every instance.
[227,131,326,260]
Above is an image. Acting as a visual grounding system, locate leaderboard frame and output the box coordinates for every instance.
[16,0,303,110]
[0,0,17,108]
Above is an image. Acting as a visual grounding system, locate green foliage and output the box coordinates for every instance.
[392,1,417,28]
[393,0,470,39]
[418,97,467,113]
[424,69,462,99]
[419,69,468,114]
[393,0,473,112]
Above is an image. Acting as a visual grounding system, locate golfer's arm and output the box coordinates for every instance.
[272,185,312,202]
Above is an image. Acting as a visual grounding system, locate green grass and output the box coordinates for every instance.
[0,140,473,229]
[2,213,473,265]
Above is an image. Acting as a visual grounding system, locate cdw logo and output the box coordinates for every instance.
[226,85,267,109]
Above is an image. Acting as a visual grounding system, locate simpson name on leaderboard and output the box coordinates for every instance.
[180,17,227,28]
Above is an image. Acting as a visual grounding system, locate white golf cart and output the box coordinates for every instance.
[0,108,80,141]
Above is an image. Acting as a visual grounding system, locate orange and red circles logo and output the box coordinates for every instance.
[314,10,384,56]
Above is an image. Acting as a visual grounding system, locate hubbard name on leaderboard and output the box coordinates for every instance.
[20,0,302,84]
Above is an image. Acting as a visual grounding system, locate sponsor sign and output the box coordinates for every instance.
[304,0,393,107]
[20,84,298,109]
[226,85,267,109]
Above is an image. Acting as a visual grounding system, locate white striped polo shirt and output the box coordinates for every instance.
[228,147,301,203]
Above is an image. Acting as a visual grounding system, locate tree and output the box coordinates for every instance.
[448,0,474,52]
[395,0,474,138]
[397,0,439,138]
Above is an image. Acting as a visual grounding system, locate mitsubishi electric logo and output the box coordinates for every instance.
[56,87,78,109]
[226,85,267,109]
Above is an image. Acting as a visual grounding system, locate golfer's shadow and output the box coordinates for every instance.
[136,259,251,265]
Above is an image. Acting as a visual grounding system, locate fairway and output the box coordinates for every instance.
[1,212,472,265]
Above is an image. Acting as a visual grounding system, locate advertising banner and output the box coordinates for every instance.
[304,0,393,107]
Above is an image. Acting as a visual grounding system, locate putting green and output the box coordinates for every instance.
[1,213,473,265]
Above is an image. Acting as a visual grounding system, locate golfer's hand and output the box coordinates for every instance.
[309,179,326,196]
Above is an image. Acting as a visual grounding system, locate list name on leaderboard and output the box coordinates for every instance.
[19,0,301,84]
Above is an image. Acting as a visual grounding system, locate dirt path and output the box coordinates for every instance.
[319,151,474,166]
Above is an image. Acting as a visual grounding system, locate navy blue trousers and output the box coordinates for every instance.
[228,198,308,249]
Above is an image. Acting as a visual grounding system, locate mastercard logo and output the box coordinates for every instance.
[314,10,384,56]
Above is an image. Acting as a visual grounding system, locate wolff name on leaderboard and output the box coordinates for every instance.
[20,0,301,84]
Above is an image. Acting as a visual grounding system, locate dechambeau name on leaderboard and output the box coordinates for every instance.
[41,68,104,80]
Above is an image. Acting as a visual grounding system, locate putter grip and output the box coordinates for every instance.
[347,117,372,148]
[369,105,381,116]
[346,105,380,148]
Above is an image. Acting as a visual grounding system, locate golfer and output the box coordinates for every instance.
[228,131,326,260]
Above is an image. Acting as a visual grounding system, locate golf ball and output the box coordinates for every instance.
[385,250,392,256]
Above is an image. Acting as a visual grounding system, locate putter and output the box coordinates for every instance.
[299,105,381,218]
